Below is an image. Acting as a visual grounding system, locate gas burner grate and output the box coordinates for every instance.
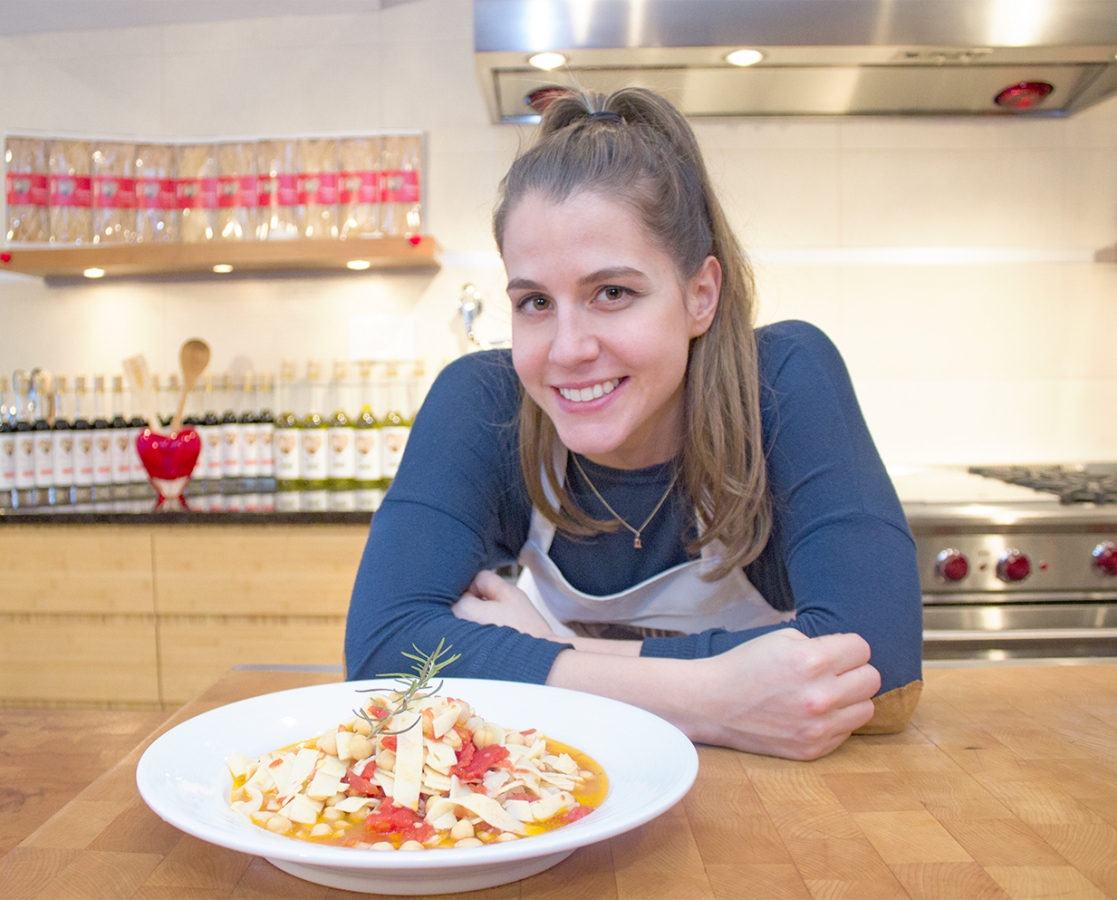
[969,465,1117,505]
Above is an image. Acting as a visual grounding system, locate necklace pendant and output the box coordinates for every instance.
[633,535,642,549]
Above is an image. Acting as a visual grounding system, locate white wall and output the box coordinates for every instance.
[2,0,1115,465]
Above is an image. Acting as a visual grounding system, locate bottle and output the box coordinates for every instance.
[128,390,149,493]
[257,371,276,482]
[158,373,177,431]
[109,374,132,491]
[32,371,55,493]
[380,360,411,483]
[90,375,114,493]
[13,372,37,500]
[239,371,261,483]
[219,373,243,484]
[326,359,356,490]
[0,376,18,503]
[354,359,382,489]
[198,375,224,484]
[71,376,94,499]
[299,360,328,487]
[274,361,301,490]
[51,374,75,503]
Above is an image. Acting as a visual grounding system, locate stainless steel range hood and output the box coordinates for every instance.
[474,0,1117,122]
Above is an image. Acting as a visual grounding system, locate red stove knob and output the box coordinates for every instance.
[1094,542,1117,577]
[935,549,969,582]
[997,549,1031,582]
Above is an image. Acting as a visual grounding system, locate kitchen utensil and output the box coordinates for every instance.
[170,339,209,434]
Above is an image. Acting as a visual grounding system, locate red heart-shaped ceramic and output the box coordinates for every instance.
[136,427,201,479]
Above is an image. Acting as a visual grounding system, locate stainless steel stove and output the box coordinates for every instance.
[895,464,1117,664]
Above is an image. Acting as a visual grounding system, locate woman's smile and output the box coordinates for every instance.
[503,189,719,470]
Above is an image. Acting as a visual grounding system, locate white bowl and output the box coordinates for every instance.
[136,678,698,895]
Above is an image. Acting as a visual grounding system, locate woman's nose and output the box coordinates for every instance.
[548,309,599,367]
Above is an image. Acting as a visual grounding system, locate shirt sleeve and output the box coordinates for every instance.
[640,321,924,696]
[343,351,572,684]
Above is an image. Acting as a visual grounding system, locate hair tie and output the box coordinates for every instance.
[587,110,624,124]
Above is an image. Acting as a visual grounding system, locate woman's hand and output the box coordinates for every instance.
[452,570,556,639]
[546,627,879,760]
[688,628,880,759]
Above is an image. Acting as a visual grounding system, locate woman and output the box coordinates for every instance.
[345,88,922,760]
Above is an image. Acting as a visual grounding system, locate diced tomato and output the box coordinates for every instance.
[507,792,535,802]
[380,735,397,751]
[359,760,377,779]
[563,805,594,823]
[451,744,510,781]
[367,705,390,719]
[455,735,475,768]
[341,770,381,798]
[364,800,435,843]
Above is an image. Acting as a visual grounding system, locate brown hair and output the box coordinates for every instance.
[493,88,770,579]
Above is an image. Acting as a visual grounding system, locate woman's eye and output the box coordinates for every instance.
[599,286,628,302]
[516,295,550,312]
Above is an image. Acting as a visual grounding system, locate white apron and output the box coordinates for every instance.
[516,454,794,639]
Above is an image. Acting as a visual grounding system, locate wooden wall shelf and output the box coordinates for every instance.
[0,235,440,281]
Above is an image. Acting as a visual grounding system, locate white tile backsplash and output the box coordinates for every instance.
[1,0,1115,468]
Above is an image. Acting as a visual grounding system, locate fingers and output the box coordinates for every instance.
[469,569,510,600]
[810,631,873,672]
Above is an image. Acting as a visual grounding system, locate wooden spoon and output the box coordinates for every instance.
[169,339,210,434]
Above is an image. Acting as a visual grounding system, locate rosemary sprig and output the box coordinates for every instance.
[354,639,462,738]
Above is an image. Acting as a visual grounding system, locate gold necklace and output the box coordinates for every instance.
[570,453,679,549]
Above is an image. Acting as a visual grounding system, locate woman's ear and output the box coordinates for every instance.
[687,255,721,338]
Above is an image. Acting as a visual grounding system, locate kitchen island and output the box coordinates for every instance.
[2,663,1116,899]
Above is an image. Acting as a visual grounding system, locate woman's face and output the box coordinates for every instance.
[505,190,720,470]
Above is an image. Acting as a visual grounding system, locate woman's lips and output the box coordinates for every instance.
[556,378,621,403]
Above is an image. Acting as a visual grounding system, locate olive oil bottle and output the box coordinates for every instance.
[299,360,328,488]
[274,360,301,490]
[354,359,382,489]
[326,359,356,490]
[380,360,411,482]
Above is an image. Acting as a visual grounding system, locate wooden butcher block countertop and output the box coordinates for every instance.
[3,663,1117,899]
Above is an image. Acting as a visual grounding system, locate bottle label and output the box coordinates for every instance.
[298,172,339,205]
[177,177,219,210]
[92,431,113,484]
[93,176,137,209]
[111,430,132,483]
[339,170,378,204]
[0,434,17,488]
[355,428,383,482]
[200,425,224,479]
[7,172,49,207]
[257,423,275,475]
[221,423,242,477]
[327,426,357,479]
[218,175,259,208]
[381,425,410,478]
[136,178,178,210]
[129,428,146,483]
[275,427,300,481]
[49,174,92,208]
[258,174,299,207]
[73,434,94,485]
[15,434,36,488]
[300,429,328,481]
[382,170,420,204]
[34,435,54,487]
[240,423,260,477]
[52,432,74,486]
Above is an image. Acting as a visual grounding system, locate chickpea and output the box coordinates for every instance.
[353,717,372,736]
[495,832,519,842]
[378,749,396,772]
[400,840,425,851]
[443,727,462,750]
[317,730,338,756]
[449,819,474,841]
[265,815,292,834]
[310,823,332,837]
[323,807,345,822]
[370,842,395,851]
[454,837,484,848]
[348,735,374,761]
[505,731,525,746]
[421,709,435,738]
[348,807,371,822]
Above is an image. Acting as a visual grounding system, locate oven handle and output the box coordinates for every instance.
[924,628,1117,641]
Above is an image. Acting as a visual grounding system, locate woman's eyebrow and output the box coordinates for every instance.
[507,267,648,293]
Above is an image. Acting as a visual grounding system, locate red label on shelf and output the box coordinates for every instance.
[6,172,49,206]
[49,174,92,208]
[381,169,420,204]
[339,170,379,204]
[135,178,178,210]
[93,176,137,209]
[177,177,219,210]
[217,175,259,209]
[298,171,338,205]
[257,173,299,207]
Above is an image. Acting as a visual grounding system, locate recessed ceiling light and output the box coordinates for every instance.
[212,264,233,274]
[725,48,764,67]
[83,267,105,278]
[528,51,567,71]
[346,260,372,270]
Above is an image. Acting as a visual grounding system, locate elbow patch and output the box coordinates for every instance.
[853,679,923,735]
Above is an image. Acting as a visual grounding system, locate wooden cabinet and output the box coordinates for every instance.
[0,524,368,709]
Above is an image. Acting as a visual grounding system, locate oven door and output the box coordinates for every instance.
[923,593,1117,662]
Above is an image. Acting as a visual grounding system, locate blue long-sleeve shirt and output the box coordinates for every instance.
[345,320,923,695]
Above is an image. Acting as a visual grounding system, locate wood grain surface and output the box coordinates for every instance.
[3,664,1117,899]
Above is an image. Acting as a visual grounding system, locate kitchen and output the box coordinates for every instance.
[2,0,1117,897]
